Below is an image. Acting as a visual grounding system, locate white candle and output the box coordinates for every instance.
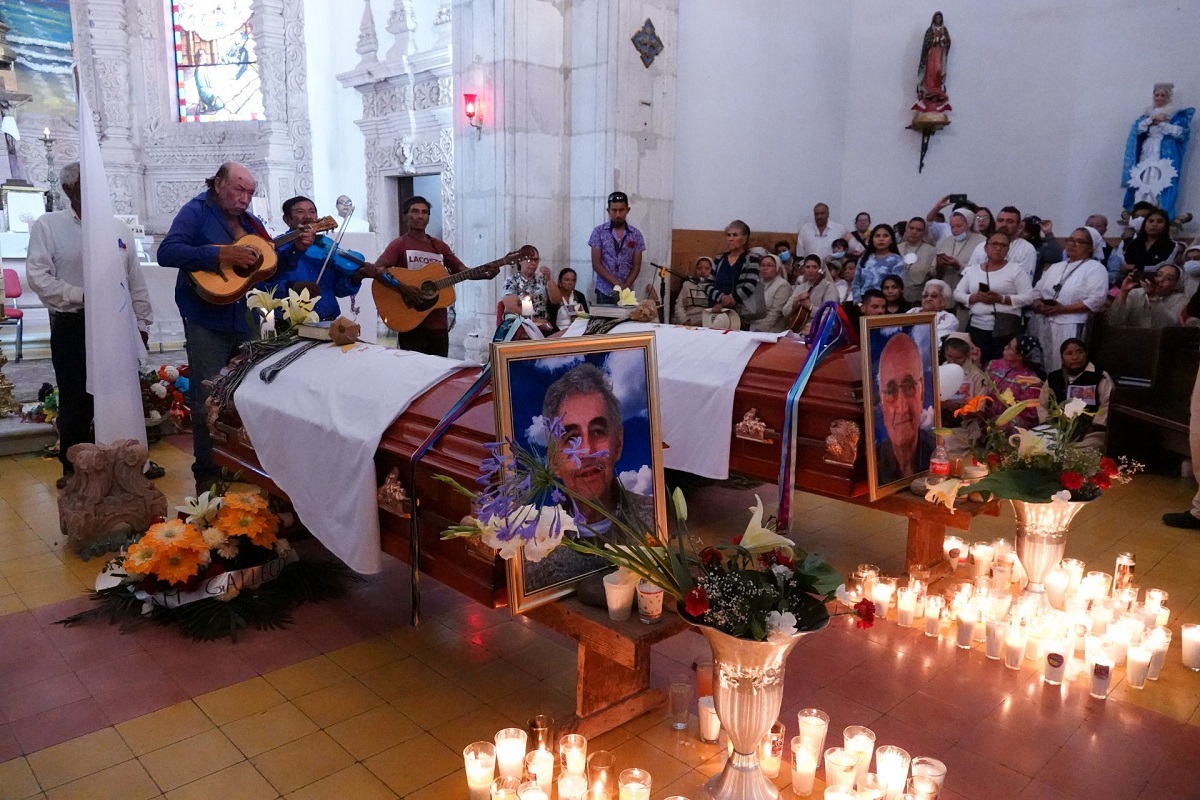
[260,310,276,338]
[796,709,829,752]
[871,581,895,619]
[495,729,527,779]
[874,745,911,800]
[558,774,587,800]
[943,536,965,568]
[1061,558,1085,593]
[843,728,875,784]
[1156,606,1170,628]
[1045,566,1069,610]
[465,744,497,800]
[1090,653,1113,699]
[520,296,534,317]
[1043,639,1068,686]
[955,610,978,650]
[1183,624,1200,671]
[1127,643,1152,689]
[895,588,916,627]
[1004,623,1026,670]
[618,782,650,800]
[984,616,1004,660]
[1089,602,1113,636]
[969,543,994,578]
[1108,622,1132,666]
[698,696,720,742]
[791,737,819,797]
[525,750,554,791]
[923,596,943,637]
[518,784,548,800]
[1146,627,1172,680]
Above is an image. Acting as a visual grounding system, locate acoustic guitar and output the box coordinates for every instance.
[190,216,338,305]
[373,245,536,333]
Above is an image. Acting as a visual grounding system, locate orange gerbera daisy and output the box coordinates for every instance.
[144,519,207,555]
[222,492,270,514]
[155,548,207,585]
[954,395,989,418]
[215,504,277,548]
[123,541,160,575]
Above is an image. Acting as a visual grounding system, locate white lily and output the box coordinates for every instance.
[671,487,687,522]
[1061,397,1088,419]
[176,491,223,525]
[766,610,798,639]
[1009,428,1049,459]
[615,286,638,307]
[924,478,964,512]
[835,583,857,605]
[284,288,321,326]
[246,288,280,313]
[523,505,577,562]
[738,495,796,553]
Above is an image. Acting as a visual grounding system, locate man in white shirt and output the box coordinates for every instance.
[966,206,1037,279]
[798,203,846,261]
[26,162,159,488]
[897,217,936,304]
[334,195,370,232]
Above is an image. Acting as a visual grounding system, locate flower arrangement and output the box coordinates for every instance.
[141,364,191,429]
[59,479,356,641]
[247,287,321,335]
[22,383,58,424]
[931,387,1140,505]
[438,418,873,641]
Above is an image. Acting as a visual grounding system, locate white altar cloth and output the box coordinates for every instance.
[602,323,785,479]
[235,342,469,573]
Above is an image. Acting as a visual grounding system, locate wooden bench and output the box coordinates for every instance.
[527,596,688,738]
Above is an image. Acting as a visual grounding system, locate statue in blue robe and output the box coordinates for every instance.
[1123,83,1193,219]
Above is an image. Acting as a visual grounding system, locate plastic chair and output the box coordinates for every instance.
[1,268,22,362]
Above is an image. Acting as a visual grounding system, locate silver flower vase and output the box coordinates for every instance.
[1012,499,1086,607]
[698,620,826,800]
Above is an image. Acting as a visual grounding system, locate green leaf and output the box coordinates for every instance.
[963,468,1065,503]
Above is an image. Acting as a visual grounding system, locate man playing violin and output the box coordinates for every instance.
[261,196,383,320]
[159,161,282,492]
[375,195,499,357]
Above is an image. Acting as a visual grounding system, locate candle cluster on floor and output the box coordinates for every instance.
[836,539,1196,701]
[465,717,670,799]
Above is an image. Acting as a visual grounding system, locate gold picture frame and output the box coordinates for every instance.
[490,331,668,615]
[860,312,941,501]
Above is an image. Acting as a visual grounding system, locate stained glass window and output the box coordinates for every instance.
[170,0,264,122]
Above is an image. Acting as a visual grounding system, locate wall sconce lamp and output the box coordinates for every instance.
[463,93,482,139]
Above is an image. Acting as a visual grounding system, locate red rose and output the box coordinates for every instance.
[731,534,744,545]
[700,547,721,568]
[987,452,1001,468]
[1093,473,1112,490]
[774,548,794,569]
[853,598,876,629]
[1099,457,1118,477]
[1061,471,1084,491]
[685,585,709,617]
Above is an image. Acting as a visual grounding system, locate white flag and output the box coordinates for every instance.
[77,73,147,449]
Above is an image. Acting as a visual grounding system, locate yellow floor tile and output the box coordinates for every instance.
[362,733,461,797]
[6,564,76,593]
[0,593,26,616]
[0,551,63,579]
[608,735,691,789]
[0,757,41,800]
[356,657,444,703]
[291,678,383,728]
[162,761,278,800]
[0,539,53,563]
[392,676,485,730]
[195,677,287,727]
[44,759,160,800]
[16,578,88,611]
[262,656,350,699]
[283,764,397,800]
[116,702,216,757]
[250,731,355,795]
[403,772,462,800]
[325,636,406,676]
[138,729,245,793]
[221,702,319,758]
[325,705,423,760]
[425,707,513,755]
[26,728,134,791]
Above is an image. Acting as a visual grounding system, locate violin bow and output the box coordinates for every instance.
[313,213,354,286]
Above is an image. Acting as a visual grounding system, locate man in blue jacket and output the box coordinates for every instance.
[158,162,305,492]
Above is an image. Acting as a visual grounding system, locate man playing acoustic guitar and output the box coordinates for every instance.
[375,195,499,357]
[159,162,299,492]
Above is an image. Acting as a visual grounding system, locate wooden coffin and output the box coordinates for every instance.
[212,337,868,608]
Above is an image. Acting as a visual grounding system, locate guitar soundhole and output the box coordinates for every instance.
[411,281,438,310]
[233,255,263,278]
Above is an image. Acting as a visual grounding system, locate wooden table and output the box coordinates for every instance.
[527,597,689,738]
[852,490,1000,578]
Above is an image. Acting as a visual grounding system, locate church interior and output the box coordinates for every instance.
[1,1,1199,798]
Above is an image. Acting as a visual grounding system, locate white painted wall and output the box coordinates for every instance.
[674,0,1200,237]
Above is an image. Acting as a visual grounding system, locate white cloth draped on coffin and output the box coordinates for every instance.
[235,342,469,573]
[601,322,785,479]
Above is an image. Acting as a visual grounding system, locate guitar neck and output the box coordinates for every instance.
[273,228,309,249]
[434,264,494,290]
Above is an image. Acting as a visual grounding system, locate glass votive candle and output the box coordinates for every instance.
[491,776,520,799]
[1004,622,1026,669]
[856,772,886,800]
[873,577,898,619]
[1146,626,1172,680]
[990,558,1013,592]
[909,756,946,798]
[990,536,1012,562]
[1042,638,1068,686]
[1090,643,1114,699]
[558,772,587,800]
[465,742,497,800]
[1045,564,1069,610]
[1085,571,1113,599]
[896,587,917,628]
[1108,620,1133,666]
[875,744,911,800]
[824,747,858,789]
[495,728,528,780]
[824,787,858,800]
[923,596,944,637]
[587,750,616,799]
[524,749,554,792]
[856,564,881,598]
[1060,558,1085,593]
[517,781,549,800]
[1127,641,1153,689]
[969,541,995,577]
[791,735,821,797]
[942,537,965,569]
[697,696,720,743]
[797,708,830,754]
[983,613,1004,660]
[1183,623,1200,671]
[527,714,553,752]
[843,725,875,784]
[759,719,786,778]
[603,572,636,621]
[617,767,651,800]
[636,580,663,624]
[954,608,979,650]
[559,734,587,776]
[1145,589,1170,627]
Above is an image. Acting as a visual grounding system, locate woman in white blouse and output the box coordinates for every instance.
[953,231,1035,364]
[1030,228,1111,372]
[907,278,959,340]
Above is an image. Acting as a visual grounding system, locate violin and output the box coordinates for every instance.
[299,234,371,276]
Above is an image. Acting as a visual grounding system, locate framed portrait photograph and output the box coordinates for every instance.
[490,331,667,615]
[861,313,941,501]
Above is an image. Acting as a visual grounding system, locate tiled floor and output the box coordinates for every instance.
[1,440,1199,799]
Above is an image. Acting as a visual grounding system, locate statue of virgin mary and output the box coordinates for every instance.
[1123,83,1194,219]
[913,12,951,113]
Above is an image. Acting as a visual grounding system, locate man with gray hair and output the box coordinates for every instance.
[26,161,160,488]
